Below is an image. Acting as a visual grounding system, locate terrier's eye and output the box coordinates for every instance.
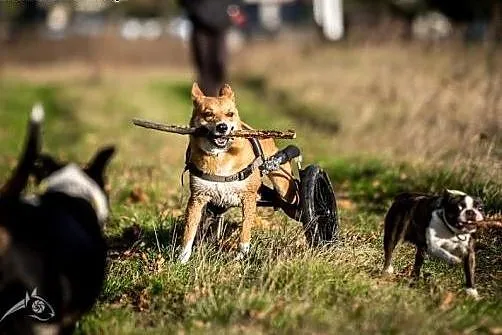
[226,111,234,117]
[202,111,213,118]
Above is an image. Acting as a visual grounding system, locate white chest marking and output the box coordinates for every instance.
[190,175,247,207]
[426,211,471,263]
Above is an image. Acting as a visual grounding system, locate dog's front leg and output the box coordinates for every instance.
[236,193,258,260]
[464,238,479,299]
[179,196,208,264]
[428,244,462,265]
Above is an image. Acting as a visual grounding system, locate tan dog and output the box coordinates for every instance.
[179,83,298,263]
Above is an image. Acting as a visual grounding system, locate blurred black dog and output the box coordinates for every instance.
[382,189,484,298]
[0,105,115,334]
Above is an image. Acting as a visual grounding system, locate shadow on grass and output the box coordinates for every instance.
[106,214,243,257]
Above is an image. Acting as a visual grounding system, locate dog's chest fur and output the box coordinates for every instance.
[190,175,247,207]
[426,211,471,257]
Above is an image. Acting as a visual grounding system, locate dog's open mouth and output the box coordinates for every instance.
[210,136,229,148]
[461,221,478,232]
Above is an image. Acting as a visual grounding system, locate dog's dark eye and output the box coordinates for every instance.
[202,111,213,119]
[226,111,234,117]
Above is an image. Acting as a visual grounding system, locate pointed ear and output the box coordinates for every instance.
[441,188,451,203]
[191,82,204,104]
[85,146,115,187]
[219,84,235,101]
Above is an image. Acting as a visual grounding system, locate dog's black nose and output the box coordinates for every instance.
[465,209,476,219]
[216,123,228,134]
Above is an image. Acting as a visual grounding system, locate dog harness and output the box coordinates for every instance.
[183,138,266,183]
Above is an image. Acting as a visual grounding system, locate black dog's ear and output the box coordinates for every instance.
[440,188,449,202]
[32,154,64,184]
[85,146,116,188]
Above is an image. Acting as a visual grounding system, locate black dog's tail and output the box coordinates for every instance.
[0,104,44,197]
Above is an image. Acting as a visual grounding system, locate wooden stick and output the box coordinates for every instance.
[132,119,194,135]
[475,215,502,229]
[477,220,502,229]
[132,118,296,139]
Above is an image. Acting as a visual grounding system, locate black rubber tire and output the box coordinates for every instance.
[299,164,339,247]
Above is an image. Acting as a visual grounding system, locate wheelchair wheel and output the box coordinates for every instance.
[299,164,339,247]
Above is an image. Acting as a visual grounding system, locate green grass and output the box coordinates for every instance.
[0,74,500,334]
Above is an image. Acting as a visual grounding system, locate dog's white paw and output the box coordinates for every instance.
[382,265,394,275]
[465,288,480,300]
[234,243,250,261]
[447,256,462,265]
[178,247,192,264]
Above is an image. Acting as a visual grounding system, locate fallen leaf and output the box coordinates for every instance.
[135,288,150,312]
[439,291,455,311]
[128,186,149,204]
[338,199,356,210]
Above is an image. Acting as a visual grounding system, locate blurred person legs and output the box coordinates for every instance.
[180,0,244,96]
[191,23,227,97]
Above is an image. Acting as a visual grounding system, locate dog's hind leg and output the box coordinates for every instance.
[412,246,426,279]
[179,196,208,264]
[382,212,401,275]
[382,240,396,275]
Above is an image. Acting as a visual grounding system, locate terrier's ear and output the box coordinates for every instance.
[219,84,235,102]
[440,188,451,204]
[191,83,204,104]
[85,146,116,188]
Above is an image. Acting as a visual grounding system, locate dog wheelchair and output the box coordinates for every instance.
[194,142,339,247]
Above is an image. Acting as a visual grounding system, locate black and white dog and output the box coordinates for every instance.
[0,105,115,334]
[382,189,484,298]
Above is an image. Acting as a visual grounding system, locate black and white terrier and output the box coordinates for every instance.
[0,105,115,335]
[382,189,484,298]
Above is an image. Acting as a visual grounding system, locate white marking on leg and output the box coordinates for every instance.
[240,242,250,254]
[382,264,394,275]
[178,238,194,264]
[234,242,250,261]
[465,288,479,299]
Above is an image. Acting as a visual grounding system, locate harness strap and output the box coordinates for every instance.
[182,137,267,183]
[186,157,263,182]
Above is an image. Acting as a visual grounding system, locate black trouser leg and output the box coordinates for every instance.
[191,25,227,96]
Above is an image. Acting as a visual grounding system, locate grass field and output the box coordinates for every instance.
[0,43,501,334]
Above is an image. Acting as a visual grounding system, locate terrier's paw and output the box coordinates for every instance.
[234,243,250,262]
[382,265,394,275]
[178,248,192,264]
[465,288,480,300]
